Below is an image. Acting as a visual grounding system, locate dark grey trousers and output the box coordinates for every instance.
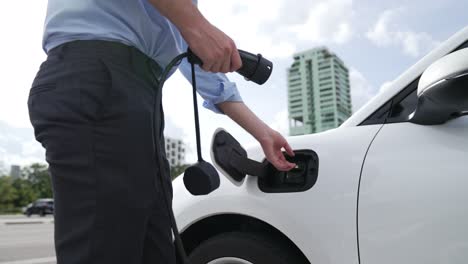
[27,40,176,264]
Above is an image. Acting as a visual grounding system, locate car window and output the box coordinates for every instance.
[457,40,468,50]
[386,79,419,123]
[359,78,419,126]
[360,39,468,126]
[359,101,392,125]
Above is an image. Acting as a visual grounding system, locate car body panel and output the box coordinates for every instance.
[174,125,381,263]
[173,26,468,264]
[359,116,468,264]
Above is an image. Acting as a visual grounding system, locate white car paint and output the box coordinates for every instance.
[173,26,468,263]
[418,47,468,94]
[359,117,468,264]
[175,125,381,263]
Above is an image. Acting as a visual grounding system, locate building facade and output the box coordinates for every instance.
[10,165,21,179]
[164,137,186,168]
[288,47,352,135]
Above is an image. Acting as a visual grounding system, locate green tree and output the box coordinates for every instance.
[0,176,18,213]
[170,164,190,180]
[22,163,52,199]
[12,178,37,208]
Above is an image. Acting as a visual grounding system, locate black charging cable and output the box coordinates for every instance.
[190,62,204,163]
[149,48,273,263]
[151,52,190,264]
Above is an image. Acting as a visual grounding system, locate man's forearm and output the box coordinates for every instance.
[217,101,272,144]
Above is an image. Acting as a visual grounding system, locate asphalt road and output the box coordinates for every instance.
[0,215,55,264]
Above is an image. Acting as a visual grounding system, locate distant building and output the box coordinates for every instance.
[10,165,21,179]
[288,47,352,135]
[164,137,186,167]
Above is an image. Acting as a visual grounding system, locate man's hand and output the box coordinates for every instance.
[218,102,296,172]
[258,129,296,171]
[182,22,242,73]
[148,0,242,73]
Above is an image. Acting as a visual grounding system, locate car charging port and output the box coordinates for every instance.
[259,150,319,193]
[212,129,319,193]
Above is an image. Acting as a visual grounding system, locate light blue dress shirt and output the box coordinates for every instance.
[43,0,242,114]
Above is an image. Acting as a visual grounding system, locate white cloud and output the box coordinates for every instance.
[0,121,44,166]
[349,68,378,112]
[199,0,293,59]
[0,1,48,128]
[366,8,440,57]
[268,109,289,136]
[289,0,354,44]
[0,1,48,166]
[350,70,395,112]
[199,0,355,60]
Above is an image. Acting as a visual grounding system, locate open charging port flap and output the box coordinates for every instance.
[211,128,319,193]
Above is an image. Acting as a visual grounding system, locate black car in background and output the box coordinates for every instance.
[23,198,54,217]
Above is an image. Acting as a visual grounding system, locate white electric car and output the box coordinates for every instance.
[173,26,468,264]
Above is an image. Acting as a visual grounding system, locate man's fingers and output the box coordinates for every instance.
[202,61,215,72]
[280,151,296,169]
[284,143,295,157]
[230,49,242,72]
[274,159,288,171]
[220,51,231,73]
[273,151,296,171]
[208,49,232,73]
[282,158,296,170]
[274,160,295,171]
[208,60,222,72]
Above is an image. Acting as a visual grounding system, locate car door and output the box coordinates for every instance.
[358,71,468,263]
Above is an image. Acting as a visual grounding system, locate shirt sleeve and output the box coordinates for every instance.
[178,55,243,114]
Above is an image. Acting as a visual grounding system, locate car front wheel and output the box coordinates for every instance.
[189,232,304,264]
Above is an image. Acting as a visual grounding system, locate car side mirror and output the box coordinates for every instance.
[411,48,468,125]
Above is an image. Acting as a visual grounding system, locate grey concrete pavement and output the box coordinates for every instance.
[0,219,55,264]
[0,215,53,220]
[0,215,28,220]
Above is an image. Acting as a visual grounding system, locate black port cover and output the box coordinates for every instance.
[212,130,269,183]
[212,130,249,183]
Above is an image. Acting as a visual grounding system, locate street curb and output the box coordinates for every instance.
[0,219,54,226]
[0,256,56,264]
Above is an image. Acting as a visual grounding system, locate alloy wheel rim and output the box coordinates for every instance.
[207,257,253,264]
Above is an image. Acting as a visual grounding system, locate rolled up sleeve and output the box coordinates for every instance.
[178,57,243,114]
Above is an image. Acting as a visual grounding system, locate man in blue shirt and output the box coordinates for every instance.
[28,0,295,263]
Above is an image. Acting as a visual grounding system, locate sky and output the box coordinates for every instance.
[0,0,467,169]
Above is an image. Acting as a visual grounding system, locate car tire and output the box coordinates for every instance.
[189,232,304,264]
[39,210,46,217]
